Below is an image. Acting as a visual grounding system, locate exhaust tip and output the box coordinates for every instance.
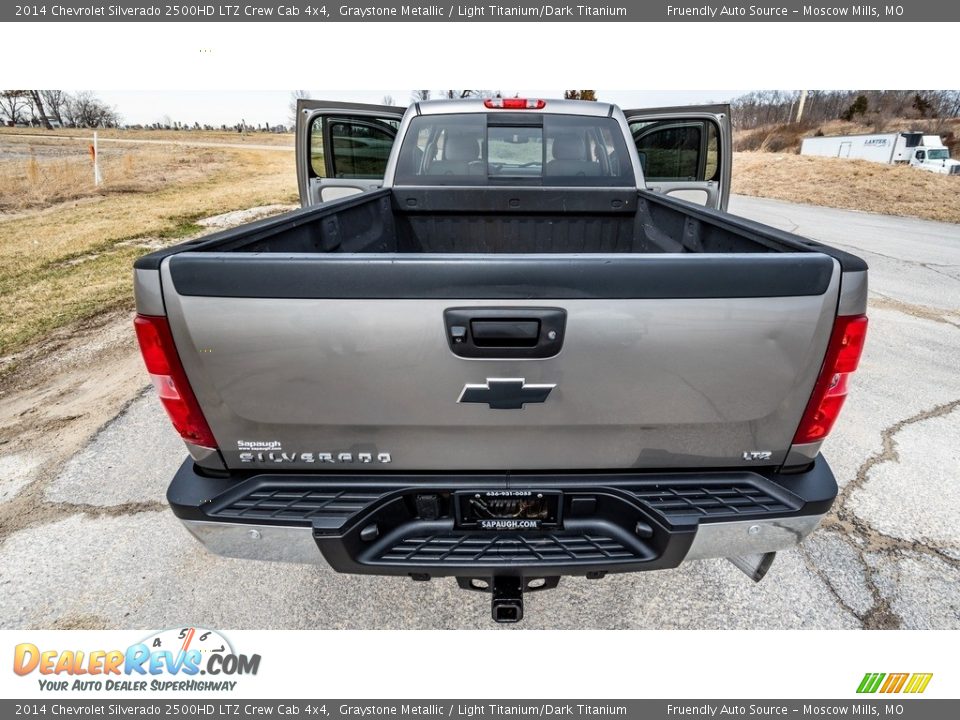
[729,551,777,582]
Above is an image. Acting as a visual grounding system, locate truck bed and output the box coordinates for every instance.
[138,187,862,260]
[135,188,864,474]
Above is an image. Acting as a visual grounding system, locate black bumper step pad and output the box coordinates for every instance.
[627,480,800,522]
[206,485,383,528]
[203,476,801,529]
[378,531,643,565]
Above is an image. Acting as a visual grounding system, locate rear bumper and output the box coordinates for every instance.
[168,456,836,579]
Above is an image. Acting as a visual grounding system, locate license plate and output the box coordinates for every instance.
[455,490,561,530]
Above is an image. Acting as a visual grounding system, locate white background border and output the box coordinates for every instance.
[2,17,957,702]
[4,22,958,90]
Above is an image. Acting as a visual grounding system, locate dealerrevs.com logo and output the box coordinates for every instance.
[13,627,260,693]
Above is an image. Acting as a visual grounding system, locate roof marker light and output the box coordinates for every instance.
[484,98,546,110]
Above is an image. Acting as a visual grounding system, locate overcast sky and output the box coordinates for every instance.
[95,90,746,127]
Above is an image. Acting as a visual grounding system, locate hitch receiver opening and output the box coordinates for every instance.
[491,576,524,623]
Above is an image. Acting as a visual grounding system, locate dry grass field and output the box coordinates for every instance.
[732,152,960,224]
[0,136,237,212]
[1,126,295,146]
[0,131,297,363]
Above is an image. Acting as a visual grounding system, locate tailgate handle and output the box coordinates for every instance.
[471,320,540,347]
[444,308,566,359]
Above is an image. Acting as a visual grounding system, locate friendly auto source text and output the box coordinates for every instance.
[666,5,901,17]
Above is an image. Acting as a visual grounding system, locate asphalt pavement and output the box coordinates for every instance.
[1,195,957,629]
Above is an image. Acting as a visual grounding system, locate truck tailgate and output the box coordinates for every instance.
[159,253,839,471]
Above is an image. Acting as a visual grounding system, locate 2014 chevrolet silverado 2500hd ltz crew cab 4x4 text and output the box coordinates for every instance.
[132,98,868,622]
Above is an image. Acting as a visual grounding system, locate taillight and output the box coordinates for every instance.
[134,314,217,449]
[793,314,868,444]
[484,98,546,110]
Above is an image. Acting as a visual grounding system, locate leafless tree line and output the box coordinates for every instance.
[0,90,120,128]
[290,90,592,119]
[732,90,960,130]
[409,90,503,103]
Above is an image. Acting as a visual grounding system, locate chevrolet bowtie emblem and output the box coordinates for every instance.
[458,378,556,410]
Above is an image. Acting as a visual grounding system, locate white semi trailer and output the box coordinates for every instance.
[800,132,960,175]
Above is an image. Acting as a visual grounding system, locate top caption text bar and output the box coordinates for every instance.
[4,1,954,23]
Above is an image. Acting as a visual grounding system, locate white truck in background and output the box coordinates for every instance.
[909,138,960,175]
[800,131,960,175]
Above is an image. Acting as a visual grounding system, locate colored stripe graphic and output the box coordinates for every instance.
[881,673,909,693]
[857,672,932,694]
[857,673,885,693]
[904,673,933,694]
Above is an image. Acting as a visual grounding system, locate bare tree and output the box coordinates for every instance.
[943,91,960,117]
[382,95,395,106]
[731,89,960,131]
[0,90,30,126]
[411,90,431,102]
[289,89,311,126]
[63,91,119,128]
[40,90,68,125]
[28,91,53,129]
[439,90,501,100]
[730,90,802,129]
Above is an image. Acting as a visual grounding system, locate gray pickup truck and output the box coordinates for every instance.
[133,98,868,622]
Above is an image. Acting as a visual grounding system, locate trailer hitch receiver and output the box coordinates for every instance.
[491,576,523,623]
[456,576,560,623]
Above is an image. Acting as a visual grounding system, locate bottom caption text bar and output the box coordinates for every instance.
[4,701,958,719]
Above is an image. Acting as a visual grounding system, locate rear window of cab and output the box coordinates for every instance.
[393,113,634,187]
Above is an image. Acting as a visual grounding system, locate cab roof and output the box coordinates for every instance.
[415,97,616,117]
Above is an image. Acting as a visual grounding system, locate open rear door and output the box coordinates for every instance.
[295,99,405,207]
[623,104,731,211]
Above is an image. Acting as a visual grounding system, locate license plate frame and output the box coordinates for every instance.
[454,490,562,530]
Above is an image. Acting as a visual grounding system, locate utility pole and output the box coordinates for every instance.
[795,90,808,123]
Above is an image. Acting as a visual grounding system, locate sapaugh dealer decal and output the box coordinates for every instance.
[12,627,260,692]
[237,440,392,465]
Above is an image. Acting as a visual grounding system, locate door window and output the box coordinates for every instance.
[630,119,719,183]
[309,115,398,178]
